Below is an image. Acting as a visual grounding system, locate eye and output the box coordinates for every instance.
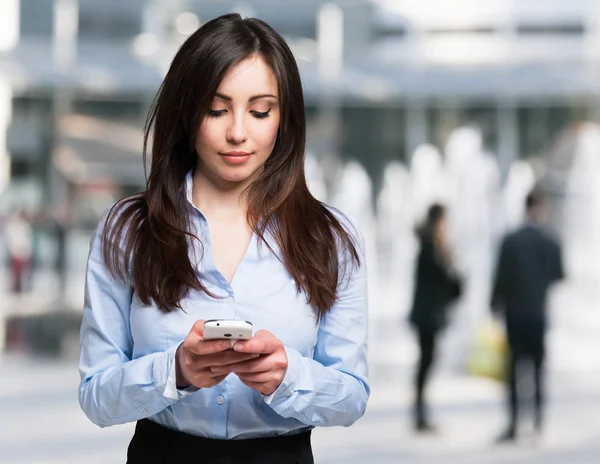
[208,109,227,118]
[251,108,272,119]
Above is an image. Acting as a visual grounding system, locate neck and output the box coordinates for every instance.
[526,213,541,226]
[191,168,250,220]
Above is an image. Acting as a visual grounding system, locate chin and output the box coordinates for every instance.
[218,168,258,184]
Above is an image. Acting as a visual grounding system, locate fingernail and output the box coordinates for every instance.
[211,366,222,373]
[234,342,244,350]
[251,354,260,358]
[222,340,235,349]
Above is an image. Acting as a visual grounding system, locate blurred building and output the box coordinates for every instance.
[1,0,600,226]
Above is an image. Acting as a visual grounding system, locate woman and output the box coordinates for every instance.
[78,13,369,464]
[409,204,461,432]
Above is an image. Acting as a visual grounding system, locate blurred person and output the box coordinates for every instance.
[491,188,564,442]
[51,205,71,297]
[4,209,33,294]
[409,204,462,432]
[54,217,67,295]
[78,13,369,464]
[26,210,43,292]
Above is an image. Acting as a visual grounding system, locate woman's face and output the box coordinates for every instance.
[195,55,280,187]
[434,213,447,239]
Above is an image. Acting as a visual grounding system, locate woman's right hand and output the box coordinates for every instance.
[176,320,260,389]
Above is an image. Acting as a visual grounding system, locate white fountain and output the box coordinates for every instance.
[329,160,379,313]
[376,160,415,319]
[328,160,384,370]
[440,127,503,372]
[503,159,536,232]
[410,144,448,225]
[563,123,600,284]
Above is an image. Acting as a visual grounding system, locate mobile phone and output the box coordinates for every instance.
[203,319,253,341]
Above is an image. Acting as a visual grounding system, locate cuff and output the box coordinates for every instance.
[162,343,200,401]
[263,346,302,407]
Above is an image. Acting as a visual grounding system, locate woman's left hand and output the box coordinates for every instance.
[210,330,288,396]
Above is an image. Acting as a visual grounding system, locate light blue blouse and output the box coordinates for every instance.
[78,172,370,439]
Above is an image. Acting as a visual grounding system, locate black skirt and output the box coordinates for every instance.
[126,419,314,464]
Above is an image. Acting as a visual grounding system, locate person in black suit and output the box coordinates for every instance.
[491,188,564,442]
[409,204,462,432]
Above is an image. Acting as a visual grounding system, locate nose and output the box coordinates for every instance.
[226,113,248,145]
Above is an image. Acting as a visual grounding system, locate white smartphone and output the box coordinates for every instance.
[203,319,253,341]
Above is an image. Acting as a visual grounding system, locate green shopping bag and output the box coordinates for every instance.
[467,318,508,383]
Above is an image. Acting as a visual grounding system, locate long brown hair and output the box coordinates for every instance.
[103,13,360,318]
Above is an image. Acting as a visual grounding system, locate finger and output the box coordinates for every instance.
[185,362,228,380]
[237,372,272,383]
[209,352,261,368]
[190,319,206,337]
[191,350,259,370]
[238,379,262,388]
[204,369,229,382]
[238,379,272,395]
[233,330,277,354]
[191,339,237,356]
[187,320,238,354]
[202,373,228,387]
[210,355,268,374]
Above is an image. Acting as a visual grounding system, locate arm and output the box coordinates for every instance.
[262,227,369,427]
[429,243,462,302]
[491,237,509,315]
[78,214,184,428]
[553,239,565,283]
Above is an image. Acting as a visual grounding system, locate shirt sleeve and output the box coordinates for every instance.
[491,236,509,313]
[553,239,565,283]
[78,210,192,428]
[263,214,370,427]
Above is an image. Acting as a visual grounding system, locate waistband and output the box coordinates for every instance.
[135,418,312,450]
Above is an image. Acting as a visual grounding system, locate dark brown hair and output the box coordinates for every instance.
[103,13,360,318]
[416,203,445,240]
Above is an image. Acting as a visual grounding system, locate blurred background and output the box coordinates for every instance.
[1,0,600,462]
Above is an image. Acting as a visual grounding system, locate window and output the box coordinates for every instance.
[20,0,54,38]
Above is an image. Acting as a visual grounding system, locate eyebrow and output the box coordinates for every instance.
[214,92,277,102]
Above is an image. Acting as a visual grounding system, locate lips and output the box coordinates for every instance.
[220,151,252,164]
[221,151,251,157]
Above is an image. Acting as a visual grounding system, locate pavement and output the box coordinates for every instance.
[1,334,600,463]
[1,244,600,462]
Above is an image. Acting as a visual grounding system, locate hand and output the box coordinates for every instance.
[176,320,260,389]
[209,330,288,396]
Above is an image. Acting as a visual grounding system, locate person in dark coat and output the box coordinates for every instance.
[491,188,564,442]
[409,204,462,432]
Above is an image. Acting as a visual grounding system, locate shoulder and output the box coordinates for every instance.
[498,230,518,255]
[542,229,562,251]
[320,205,366,268]
[505,226,526,243]
[419,237,435,254]
[105,194,145,223]
[526,225,560,247]
[323,205,364,248]
[94,194,146,244]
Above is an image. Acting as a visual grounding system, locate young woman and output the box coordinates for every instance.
[78,13,369,463]
[409,204,461,433]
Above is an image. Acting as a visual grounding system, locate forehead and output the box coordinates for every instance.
[216,56,278,97]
